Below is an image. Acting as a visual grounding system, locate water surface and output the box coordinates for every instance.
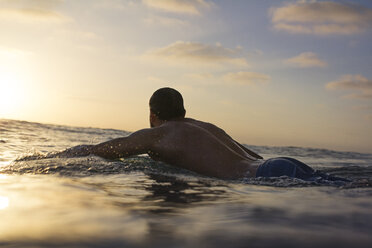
[1,119,372,247]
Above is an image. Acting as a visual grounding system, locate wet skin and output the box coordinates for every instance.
[84,116,263,180]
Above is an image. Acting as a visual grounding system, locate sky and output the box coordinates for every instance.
[0,0,371,153]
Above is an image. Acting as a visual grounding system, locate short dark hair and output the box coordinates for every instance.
[149,87,186,121]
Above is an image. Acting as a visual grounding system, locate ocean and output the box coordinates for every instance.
[1,118,372,248]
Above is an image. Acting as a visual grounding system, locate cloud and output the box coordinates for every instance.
[0,8,70,22]
[0,0,70,23]
[92,0,130,11]
[144,15,188,27]
[145,41,248,66]
[352,105,372,120]
[365,114,372,121]
[185,72,271,87]
[353,105,372,111]
[142,0,212,15]
[223,71,271,86]
[0,0,63,8]
[50,29,100,43]
[186,73,214,81]
[146,76,169,85]
[0,46,31,60]
[285,52,327,68]
[65,94,122,105]
[326,74,372,99]
[270,1,372,35]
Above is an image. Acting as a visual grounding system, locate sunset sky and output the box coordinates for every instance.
[0,0,371,153]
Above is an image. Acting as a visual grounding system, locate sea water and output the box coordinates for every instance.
[0,119,372,248]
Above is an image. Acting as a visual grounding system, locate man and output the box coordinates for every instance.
[60,87,348,181]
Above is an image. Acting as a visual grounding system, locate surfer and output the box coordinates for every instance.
[59,87,348,181]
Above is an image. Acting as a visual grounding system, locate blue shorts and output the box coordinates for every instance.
[256,157,350,182]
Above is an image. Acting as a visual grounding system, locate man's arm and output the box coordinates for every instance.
[54,128,162,159]
[90,128,161,159]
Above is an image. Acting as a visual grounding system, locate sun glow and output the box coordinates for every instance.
[0,196,9,210]
[0,71,26,117]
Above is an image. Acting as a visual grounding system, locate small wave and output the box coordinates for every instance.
[322,165,372,179]
[2,155,370,188]
[241,176,353,187]
[239,166,372,188]
[1,155,194,178]
[246,145,372,160]
[15,152,49,161]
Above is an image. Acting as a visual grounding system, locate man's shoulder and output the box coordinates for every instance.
[161,118,223,132]
[179,118,212,127]
[180,118,228,137]
[131,126,166,139]
[162,118,206,129]
[157,119,203,136]
[161,119,225,139]
[183,118,222,131]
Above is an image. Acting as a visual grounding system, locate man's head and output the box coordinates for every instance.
[149,87,186,127]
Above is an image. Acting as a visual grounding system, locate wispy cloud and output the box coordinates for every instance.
[0,0,70,23]
[0,8,70,22]
[353,105,372,111]
[0,0,63,8]
[270,1,372,35]
[352,105,372,121]
[65,95,121,105]
[92,0,130,11]
[147,76,168,84]
[186,73,214,81]
[223,71,271,86]
[365,114,372,121]
[0,46,31,60]
[145,41,248,66]
[142,0,213,15]
[285,52,327,68]
[326,74,372,99]
[144,15,188,27]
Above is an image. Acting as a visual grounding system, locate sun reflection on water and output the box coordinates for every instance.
[0,175,9,210]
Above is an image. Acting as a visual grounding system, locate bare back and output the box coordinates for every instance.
[148,118,261,179]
